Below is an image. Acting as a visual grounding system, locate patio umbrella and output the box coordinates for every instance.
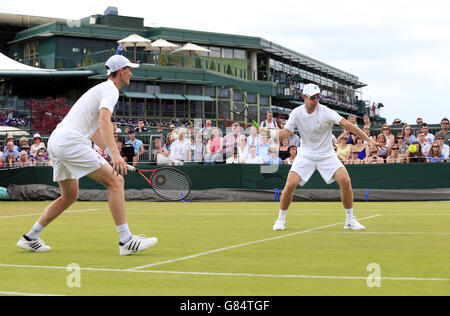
[170,43,210,56]
[145,38,178,54]
[117,34,152,62]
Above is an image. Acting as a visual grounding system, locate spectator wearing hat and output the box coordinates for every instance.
[30,134,46,157]
[19,137,30,151]
[124,130,145,167]
[3,134,18,152]
[435,118,449,146]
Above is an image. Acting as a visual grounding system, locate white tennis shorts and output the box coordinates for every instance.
[48,133,107,182]
[290,154,344,187]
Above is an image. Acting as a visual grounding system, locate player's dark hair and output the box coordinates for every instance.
[106,66,119,78]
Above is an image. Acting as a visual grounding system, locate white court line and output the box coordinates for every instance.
[308,231,450,235]
[0,264,448,282]
[0,209,100,219]
[129,214,382,271]
[0,291,65,296]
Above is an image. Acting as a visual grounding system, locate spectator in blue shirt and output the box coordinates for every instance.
[125,130,145,167]
[2,141,20,162]
[426,141,445,163]
[266,145,283,165]
[116,44,126,55]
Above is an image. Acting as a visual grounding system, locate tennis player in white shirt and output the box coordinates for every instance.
[265,84,379,231]
[17,55,158,256]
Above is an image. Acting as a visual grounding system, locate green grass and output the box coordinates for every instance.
[0,201,449,296]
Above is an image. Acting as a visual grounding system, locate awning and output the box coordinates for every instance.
[123,91,156,99]
[154,93,186,100]
[184,95,214,101]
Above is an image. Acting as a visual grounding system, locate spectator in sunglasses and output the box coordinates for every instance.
[426,142,445,163]
[435,118,449,146]
[364,147,384,164]
[386,145,404,163]
[406,142,426,163]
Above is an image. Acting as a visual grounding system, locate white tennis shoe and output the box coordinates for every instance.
[344,217,366,231]
[119,235,158,256]
[273,219,286,231]
[17,235,51,252]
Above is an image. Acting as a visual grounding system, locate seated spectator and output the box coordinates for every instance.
[376,133,388,160]
[347,115,357,125]
[4,154,16,168]
[114,133,123,155]
[257,133,271,162]
[35,151,50,167]
[134,119,148,132]
[402,124,417,145]
[204,128,223,165]
[363,125,376,144]
[223,123,242,160]
[283,145,297,165]
[386,145,404,163]
[237,135,249,163]
[244,145,265,164]
[246,125,260,148]
[19,137,30,151]
[192,132,205,163]
[416,131,430,154]
[164,132,175,152]
[363,115,371,128]
[334,144,345,164]
[124,130,145,167]
[279,137,290,161]
[347,150,364,165]
[364,147,385,164]
[260,111,278,129]
[266,145,283,165]
[3,134,18,152]
[391,133,409,157]
[352,136,369,161]
[421,123,435,145]
[381,124,395,147]
[336,135,352,162]
[17,150,35,167]
[2,141,20,162]
[343,128,355,145]
[30,134,46,157]
[156,123,164,133]
[226,147,240,164]
[406,142,426,163]
[288,131,301,147]
[435,117,449,146]
[112,122,122,133]
[426,142,445,163]
[169,128,192,166]
[436,133,449,161]
[153,138,170,166]
[201,120,213,144]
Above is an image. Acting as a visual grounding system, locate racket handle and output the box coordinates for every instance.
[252,121,260,129]
[126,164,138,172]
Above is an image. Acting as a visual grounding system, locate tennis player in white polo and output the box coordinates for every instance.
[17,55,158,256]
[266,83,379,231]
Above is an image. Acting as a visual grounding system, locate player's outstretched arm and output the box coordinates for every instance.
[339,118,381,149]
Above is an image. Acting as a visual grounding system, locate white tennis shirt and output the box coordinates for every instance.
[53,80,119,141]
[285,103,343,159]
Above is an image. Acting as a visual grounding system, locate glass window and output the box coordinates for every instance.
[247,93,257,104]
[248,106,258,123]
[260,96,269,106]
[160,84,174,94]
[176,101,188,118]
[146,85,160,94]
[222,48,233,59]
[116,99,128,116]
[131,99,145,117]
[188,85,202,96]
[219,88,230,99]
[234,49,246,60]
[204,101,216,119]
[204,86,216,97]
[218,101,230,120]
[161,100,174,118]
[190,101,202,119]
[175,83,185,95]
[233,103,244,122]
[260,107,269,123]
[209,47,221,58]
[233,89,243,102]
[146,100,158,118]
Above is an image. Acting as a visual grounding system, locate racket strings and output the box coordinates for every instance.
[151,168,191,201]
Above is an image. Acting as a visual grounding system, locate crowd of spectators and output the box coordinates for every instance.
[1,114,449,169]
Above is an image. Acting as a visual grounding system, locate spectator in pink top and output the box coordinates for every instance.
[204,128,223,164]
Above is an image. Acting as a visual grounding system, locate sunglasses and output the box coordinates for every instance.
[382,128,389,130]
[352,152,359,154]
[309,95,320,101]
[397,137,404,139]
[442,122,449,125]
[371,151,378,154]
[392,147,399,150]
[432,146,439,148]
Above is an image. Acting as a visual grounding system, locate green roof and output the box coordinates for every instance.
[123,91,156,99]
[183,95,214,101]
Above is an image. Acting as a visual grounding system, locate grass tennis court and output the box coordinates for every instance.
[0,201,449,296]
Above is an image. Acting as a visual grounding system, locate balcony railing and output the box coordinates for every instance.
[23,50,248,80]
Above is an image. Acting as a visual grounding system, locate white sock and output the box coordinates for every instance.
[345,208,354,221]
[278,209,287,222]
[117,224,132,245]
[26,222,44,240]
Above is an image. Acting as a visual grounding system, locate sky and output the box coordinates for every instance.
[2,0,450,125]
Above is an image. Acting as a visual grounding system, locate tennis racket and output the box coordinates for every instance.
[127,164,191,201]
[218,84,260,129]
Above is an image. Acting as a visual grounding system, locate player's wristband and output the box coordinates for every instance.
[104,148,112,156]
